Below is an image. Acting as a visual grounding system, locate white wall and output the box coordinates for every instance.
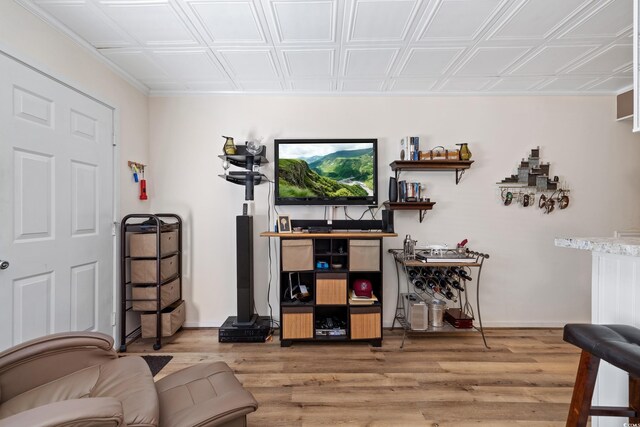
[0,1,149,217]
[149,95,640,328]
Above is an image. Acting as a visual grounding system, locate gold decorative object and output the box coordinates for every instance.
[222,135,236,155]
[457,143,472,160]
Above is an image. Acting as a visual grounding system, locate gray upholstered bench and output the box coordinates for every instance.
[563,324,640,427]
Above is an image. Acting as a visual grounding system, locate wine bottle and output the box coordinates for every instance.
[426,276,438,291]
[439,285,455,300]
[451,267,472,281]
[412,276,426,290]
[449,278,465,291]
[437,277,455,300]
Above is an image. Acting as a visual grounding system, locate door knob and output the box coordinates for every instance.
[0,260,9,270]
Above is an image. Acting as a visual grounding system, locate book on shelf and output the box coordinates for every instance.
[349,290,378,305]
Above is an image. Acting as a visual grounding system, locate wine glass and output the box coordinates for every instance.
[246,137,263,155]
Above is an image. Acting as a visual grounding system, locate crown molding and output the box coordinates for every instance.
[14,0,150,96]
[148,89,618,97]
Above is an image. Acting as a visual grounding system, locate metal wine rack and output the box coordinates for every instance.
[389,248,489,349]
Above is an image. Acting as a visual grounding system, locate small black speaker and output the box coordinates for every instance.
[389,177,398,202]
[382,210,394,233]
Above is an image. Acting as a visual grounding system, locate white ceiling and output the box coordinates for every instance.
[19,0,634,95]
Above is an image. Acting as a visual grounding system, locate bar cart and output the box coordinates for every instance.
[389,247,489,349]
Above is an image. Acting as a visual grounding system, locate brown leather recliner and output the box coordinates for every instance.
[0,332,258,427]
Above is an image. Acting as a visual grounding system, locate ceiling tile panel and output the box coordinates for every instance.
[145,81,189,91]
[187,1,265,43]
[586,76,632,91]
[349,0,418,41]
[185,81,236,91]
[101,50,168,80]
[420,0,505,40]
[218,50,280,79]
[399,47,465,76]
[150,50,227,80]
[489,0,589,40]
[511,45,597,75]
[560,0,632,39]
[282,49,333,77]
[34,0,131,47]
[568,44,632,74]
[486,76,546,91]
[538,76,598,91]
[344,48,398,76]
[291,80,334,91]
[340,80,385,91]
[390,78,438,91]
[619,65,633,76]
[20,0,635,94]
[99,2,198,45]
[438,77,493,91]
[455,46,530,76]
[270,0,335,42]
[238,80,284,90]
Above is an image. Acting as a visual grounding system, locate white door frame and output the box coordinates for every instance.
[0,45,121,344]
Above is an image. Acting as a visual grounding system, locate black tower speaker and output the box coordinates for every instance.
[382,210,394,233]
[234,215,257,326]
[389,177,398,202]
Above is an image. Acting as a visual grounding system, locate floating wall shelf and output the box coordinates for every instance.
[387,159,472,222]
[390,160,474,185]
[383,201,436,223]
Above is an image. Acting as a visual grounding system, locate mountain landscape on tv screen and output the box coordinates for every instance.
[278,147,374,199]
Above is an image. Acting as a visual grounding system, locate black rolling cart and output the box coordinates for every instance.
[119,213,183,351]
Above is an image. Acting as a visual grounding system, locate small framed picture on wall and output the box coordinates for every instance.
[277,215,292,233]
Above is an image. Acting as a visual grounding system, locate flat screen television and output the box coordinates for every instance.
[274,139,378,206]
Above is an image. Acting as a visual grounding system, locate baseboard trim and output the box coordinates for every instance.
[184,320,571,329]
[184,321,227,328]
[472,321,570,328]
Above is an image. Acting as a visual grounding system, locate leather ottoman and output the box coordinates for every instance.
[155,362,257,427]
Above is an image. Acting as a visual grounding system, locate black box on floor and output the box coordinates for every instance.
[219,316,271,343]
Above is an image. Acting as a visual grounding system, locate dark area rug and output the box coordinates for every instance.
[141,355,173,376]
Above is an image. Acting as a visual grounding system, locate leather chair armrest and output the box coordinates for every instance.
[0,397,124,427]
[0,332,117,402]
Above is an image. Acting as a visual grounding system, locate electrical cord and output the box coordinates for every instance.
[357,207,373,220]
[266,178,281,332]
[343,206,355,220]
[344,204,382,221]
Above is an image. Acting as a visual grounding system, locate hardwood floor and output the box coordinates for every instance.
[124,328,579,426]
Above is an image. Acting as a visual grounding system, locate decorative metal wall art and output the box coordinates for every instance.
[497,147,570,214]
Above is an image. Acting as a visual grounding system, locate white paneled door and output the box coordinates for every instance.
[0,52,114,351]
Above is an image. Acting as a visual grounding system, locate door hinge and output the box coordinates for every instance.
[112,221,117,236]
[111,312,116,326]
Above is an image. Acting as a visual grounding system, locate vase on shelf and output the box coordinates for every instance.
[456,143,471,160]
[389,177,398,202]
[222,135,236,155]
